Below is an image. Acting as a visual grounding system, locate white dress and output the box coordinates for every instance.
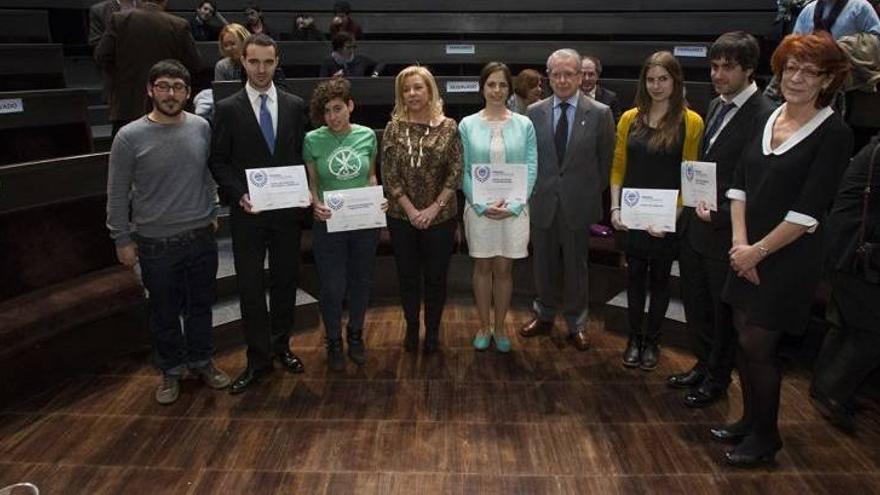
[463,118,530,259]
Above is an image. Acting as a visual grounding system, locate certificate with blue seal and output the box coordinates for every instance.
[620,188,679,233]
[324,185,387,233]
[680,160,717,210]
[246,165,310,211]
[471,163,527,206]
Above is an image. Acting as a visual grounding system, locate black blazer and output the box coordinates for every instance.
[595,85,622,123]
[681,90,776,260]
[210,87,307,213]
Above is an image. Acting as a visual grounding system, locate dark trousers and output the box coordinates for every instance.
[626,254,674,343]
[230,207,302,370]
[135,226,218,376]
[387,216,456,337]
[531,211,591,332]
[678,238,736,387]
[813,272,880,405]
[312,221,380,341]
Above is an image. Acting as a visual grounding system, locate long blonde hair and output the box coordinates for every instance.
[391,65,445,122]
[633,51,687,152]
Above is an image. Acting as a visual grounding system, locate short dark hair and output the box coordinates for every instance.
[331,31,354,51]
[148,59,190,86]
[198,1,216,11]
[333,1,352,14]
[478,61,513,102]
[709,31,760,78]
[242,33,278,59]
[582,55,602,75]
[309,78,353,126]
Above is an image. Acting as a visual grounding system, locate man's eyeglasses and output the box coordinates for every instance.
[152,82,189,94]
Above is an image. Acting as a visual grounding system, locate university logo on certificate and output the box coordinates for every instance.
[246,165,311,211]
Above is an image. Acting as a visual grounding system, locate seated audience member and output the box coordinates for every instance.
[304,78,387,371]
[793,0,880,38]
[319,31,378,78]
[190,1,226,42]
[215,23,250,81]
[712,32,852,468]
[460,62,538,353]
[292,12,326,41]
[581,55,622,123]
[610,51,704,372]
[107,59,230,405]
[507,69,543,114]
[244,5,271,36]
[811,131,880,434]
[330,1,363,40]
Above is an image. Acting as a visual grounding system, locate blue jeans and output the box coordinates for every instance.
[135,225,218,376]
[311,221,380,341]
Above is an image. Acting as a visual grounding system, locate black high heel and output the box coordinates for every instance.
[724,437,782,468]
[709,421,752,443]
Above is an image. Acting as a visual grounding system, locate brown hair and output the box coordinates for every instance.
[770,32,850,108]
[391,65,444,122]
[633,51,687,152]
[309,78,352,127]
[478,62,513,102]
[513,69,542,99]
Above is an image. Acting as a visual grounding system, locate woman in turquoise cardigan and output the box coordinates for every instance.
[460,61,538,353]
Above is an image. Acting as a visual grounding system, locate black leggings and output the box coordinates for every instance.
[626,254,674,342]
[732,309,784,446]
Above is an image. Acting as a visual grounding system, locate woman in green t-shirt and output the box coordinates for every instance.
[303,78,387,371]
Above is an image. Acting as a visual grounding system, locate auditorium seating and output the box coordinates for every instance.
[0,9,50,43]
[0,44,65,91]
[0,88,92,165]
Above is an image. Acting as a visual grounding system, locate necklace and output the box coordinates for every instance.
[405,123,430,168]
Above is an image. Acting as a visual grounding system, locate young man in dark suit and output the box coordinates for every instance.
[671,32,776,408]
[210,34,309,394]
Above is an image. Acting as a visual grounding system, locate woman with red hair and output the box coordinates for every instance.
[711,33,853,467]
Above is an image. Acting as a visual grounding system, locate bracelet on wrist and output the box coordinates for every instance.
[610,206,621,213]
[755,243,770,258]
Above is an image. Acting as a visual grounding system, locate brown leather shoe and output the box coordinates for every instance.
[570,330,590,351]
[520,317,553,337]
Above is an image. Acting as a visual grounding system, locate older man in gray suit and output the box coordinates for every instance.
[520,48,615,350]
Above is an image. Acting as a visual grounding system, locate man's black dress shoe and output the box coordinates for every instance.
[666,366,706,389]
[684,382,726,408]
[229,367,271,395]
[811,393,855,434]
[709,422,751,443]
[277,350,305,373]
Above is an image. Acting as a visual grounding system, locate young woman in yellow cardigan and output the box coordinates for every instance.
[609,51,704,371]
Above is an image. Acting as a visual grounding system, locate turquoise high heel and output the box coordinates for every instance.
[472,328,492,351]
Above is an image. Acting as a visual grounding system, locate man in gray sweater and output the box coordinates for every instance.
[106,59,230,405]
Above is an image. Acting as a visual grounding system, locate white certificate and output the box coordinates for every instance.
[681,160,717,211]
[324,185,387,233]
[471,163,528,205]
[246,165,310,211]
[620,188,679,233]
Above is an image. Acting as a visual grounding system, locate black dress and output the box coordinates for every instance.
[722,107,853,335]
[621,125,684,260]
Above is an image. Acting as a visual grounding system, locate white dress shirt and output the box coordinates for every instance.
[705,81,758,152]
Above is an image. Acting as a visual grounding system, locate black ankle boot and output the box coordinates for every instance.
[326,338,345,371]
[346,326,366,365]
[639,340,660,371]
[622,336,641,368]
[404,325,419,352]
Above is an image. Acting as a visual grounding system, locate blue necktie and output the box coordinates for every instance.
[703,101,736,155]
[259,94,275,154]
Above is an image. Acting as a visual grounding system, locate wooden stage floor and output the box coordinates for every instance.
[1,300,879,494]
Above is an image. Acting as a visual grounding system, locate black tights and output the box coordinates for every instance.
[626,254,674,343]
[732,309,784,451]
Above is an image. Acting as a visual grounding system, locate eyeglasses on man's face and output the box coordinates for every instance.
[152,82,189,94]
